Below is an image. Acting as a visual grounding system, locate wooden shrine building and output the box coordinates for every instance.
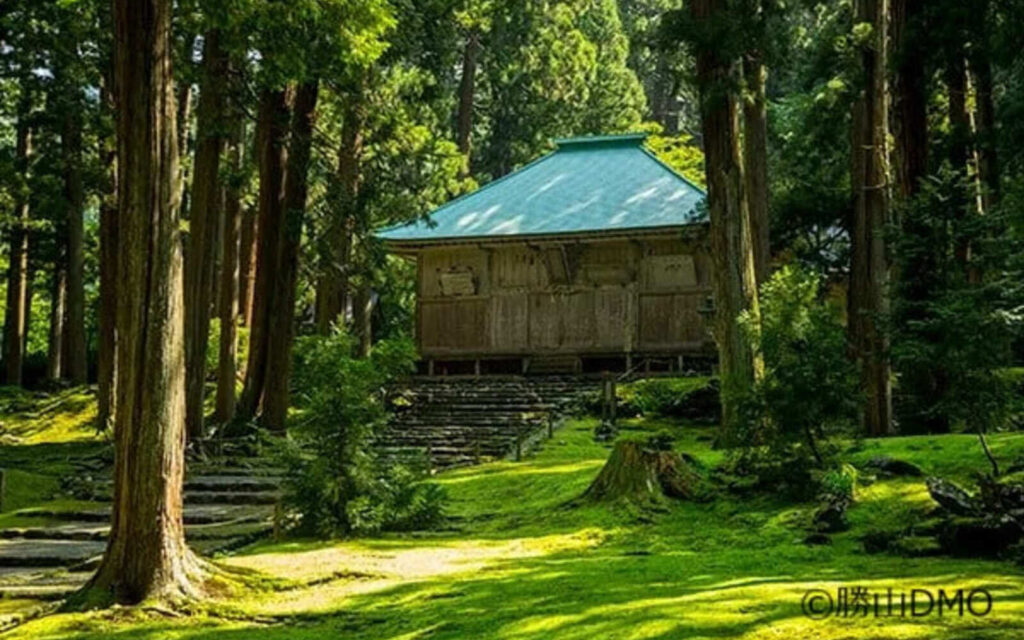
[377,133,713,376]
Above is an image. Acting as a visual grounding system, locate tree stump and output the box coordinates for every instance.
[582,439,705,503]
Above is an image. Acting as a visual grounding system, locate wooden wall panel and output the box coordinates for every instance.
[420,299,488,352]
[528,293,562,349]
[414,235,711,357]
[638,292,706,347]
[594,288,629,349]
[562,292,596,349]
[492,247,546,290]
[491,293,529,351]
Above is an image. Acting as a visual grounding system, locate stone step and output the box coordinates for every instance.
[184,491,279,505]
[0,520,270,543]
[0,540,104,568]
[400,404,554,414]
[391,417,548,425]
[16,504,272,526]
[184,475,282,492]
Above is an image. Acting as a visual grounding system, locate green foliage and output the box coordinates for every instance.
[732,265,859,474]
[817,463,858,503]
[643,125,705,188]
[284,331,445,537]
[477,0,646,178]
[891,168,1024,434]
[627,377,718,421]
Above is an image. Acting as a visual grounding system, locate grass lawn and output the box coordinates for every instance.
[5,399,1024,640]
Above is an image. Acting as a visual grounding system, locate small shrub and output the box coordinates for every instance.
[817,463,858,503]
[282,331,446,537]
[730,265,859,484]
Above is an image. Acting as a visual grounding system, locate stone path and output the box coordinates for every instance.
[0,460,281,627]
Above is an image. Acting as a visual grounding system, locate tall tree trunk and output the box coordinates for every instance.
[47,257,67,383]
[944,54,974,269]
[98,76,119,431]
[215,115,243,424]
[184,30,228,440]
[690,0,763,435]
[742,53,770,287]
[176,82,193,219]
[315,89,364,334]
[972,58,998,209]
[80,0,204,604]
[891,0,928,201]
[849,0,892,437]
[4,110,32,387]
[63,106,88,385]
[237,88,290,422]
[456,30,479,170]
[238,207,257,327]
[353,280,373,358]
[262,80,318,432]
[891,0,947,434]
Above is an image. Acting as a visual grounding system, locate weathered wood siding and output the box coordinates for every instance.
[416,235,711,357]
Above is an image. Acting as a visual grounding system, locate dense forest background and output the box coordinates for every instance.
[1,0,1023,437]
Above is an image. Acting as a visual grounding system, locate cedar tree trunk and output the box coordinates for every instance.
[849,0,892,437]
[184,29,228,439]
[3,112,32,386]
[215,115,244,424]
[742,53,770,287]
[690,0,763,434]
[261,80,318,431]
[98,76,119,431]
[63,105,88,385]
[237,88,290,422]
[79,0,205,604]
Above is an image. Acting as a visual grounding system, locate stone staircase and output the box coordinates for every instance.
[0,458,280,626]
[379,376,598,469]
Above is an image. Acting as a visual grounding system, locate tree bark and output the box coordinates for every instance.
[99,75,119,431]
[315,88,364,334]
[63,104,88,385]
[742,53,770,287]
[3,109,32,387]
[215,115,243,424]
[944,54,975,270]
[237,87,290,422]
[849,0,892,437]
[891,0,928,201]
[176,81,193,218]
[238,207,258,328]
[582,440,704,502]
[47,259,66,383]
[690,0,763,435]
[262,80,319,431]
[184,29,228,440]
[78,0,204,604]
[891,0,948,434]
[456,30,479,170]
[972,61,998,209]
[353,280,373,358]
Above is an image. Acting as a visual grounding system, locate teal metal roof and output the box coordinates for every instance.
[377,133,706,244]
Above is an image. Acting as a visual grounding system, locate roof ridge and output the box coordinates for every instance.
[554,132,648,148]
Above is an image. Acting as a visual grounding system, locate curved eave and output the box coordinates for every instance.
[380,221,708,254]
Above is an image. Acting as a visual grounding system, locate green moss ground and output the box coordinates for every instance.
[2,398,1022,640]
